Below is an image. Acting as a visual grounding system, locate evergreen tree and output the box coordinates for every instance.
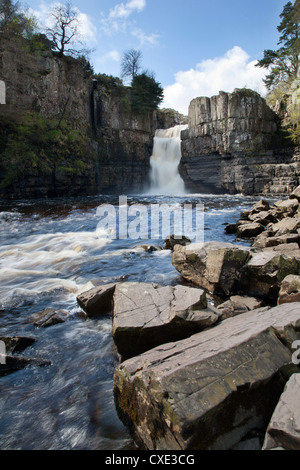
[256,0,300,89]
[131,73,164,116]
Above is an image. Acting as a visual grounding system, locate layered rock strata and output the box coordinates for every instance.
[180,89,300,195]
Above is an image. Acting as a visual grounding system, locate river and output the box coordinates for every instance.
[0,192,273,450]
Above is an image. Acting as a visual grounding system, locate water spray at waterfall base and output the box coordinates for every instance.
[148,125,188,196]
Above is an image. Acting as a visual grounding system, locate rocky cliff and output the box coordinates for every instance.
[0,37,163,198]
[180,89,300,195]
[1,37,299,199]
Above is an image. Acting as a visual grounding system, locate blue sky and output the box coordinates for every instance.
[27,0,287,114]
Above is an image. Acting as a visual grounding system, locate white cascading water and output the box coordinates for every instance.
[149,124,188,195]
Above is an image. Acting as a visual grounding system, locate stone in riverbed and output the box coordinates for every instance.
[112,282,217,358]
[113,303,300,450]
[164,235,191,250]
[172,241,250,296]
[76,283,116,317]
[0,355,51,376]
[30,308,70,327]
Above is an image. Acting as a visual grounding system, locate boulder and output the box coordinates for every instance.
[77,283,116,317]
[263,374,300,450]
[278,275,300,305]
[274,198,299,215]
[240,250,300,303]
[112,282,218,358]
[236,222,265,238]
[290,185,300,202]
[164,235,191,250]
[172,241,250,297]
[248,210,277,226]
[262,233,300,248]
[251,200,270,213]
[113,303,300,450]
[269,217,300,236]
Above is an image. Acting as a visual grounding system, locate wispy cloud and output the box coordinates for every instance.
[131,28,159,46]
[162,46,268,115]
[100,0,158,48]
[109,0,146,20]
[97,49,121,65]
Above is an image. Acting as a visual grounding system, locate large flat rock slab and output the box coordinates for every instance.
[113,303,300,450]
[112,283,217,358]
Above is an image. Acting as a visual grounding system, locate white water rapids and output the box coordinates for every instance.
[0,194,267,450]
[149,125,188,195]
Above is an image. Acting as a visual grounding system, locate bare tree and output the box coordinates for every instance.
[121,49,143,83]
[46,2,88,57]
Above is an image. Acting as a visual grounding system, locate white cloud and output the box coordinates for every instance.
[162,46,268,115]
[100,0,157,48]
[101,0,146,33]
[76,11,97,44]
[109,0,146,19]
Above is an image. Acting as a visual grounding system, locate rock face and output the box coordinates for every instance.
[113,303,300,450]
[0,38,156,198]
[180,89,300,195]
[187,90,277,154]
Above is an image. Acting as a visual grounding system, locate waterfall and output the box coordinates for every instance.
[149,124,188,195]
